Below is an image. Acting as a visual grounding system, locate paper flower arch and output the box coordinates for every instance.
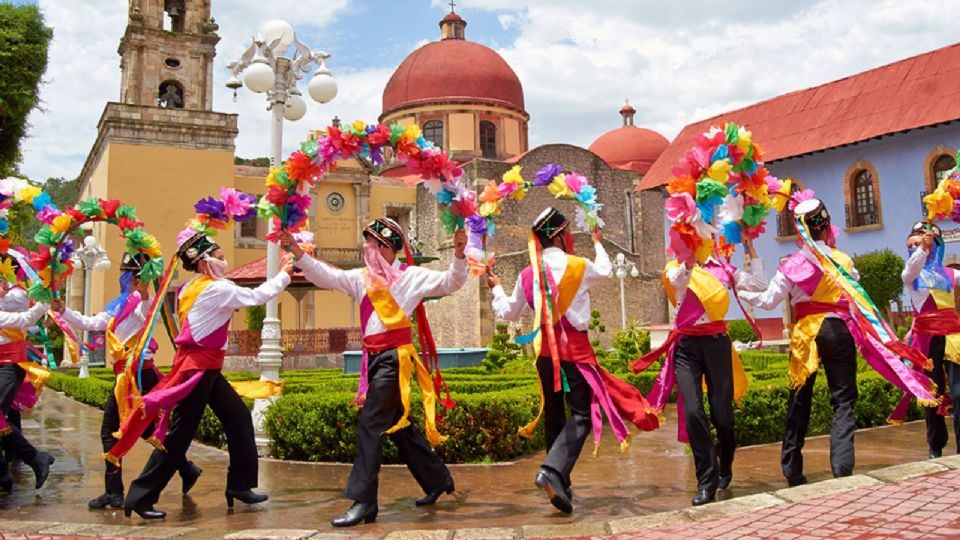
[29,198,163,303]
[665,122,784,265]
[177,187,258,247]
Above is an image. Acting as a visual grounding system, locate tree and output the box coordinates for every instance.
[0,4,53,176]
[853,248,904,324]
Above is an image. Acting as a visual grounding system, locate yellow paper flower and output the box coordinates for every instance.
[510,185,528,201]
[770,178,793,212]
[50,214,73,235]
[402,125,422,141]
[0,258,16,284]
[744,183,770,205]
[736,128,753,152]
[143,236,162,258]
[16,185,41,204]
[38,267,52,288]
[548,174,573,199]
[695,237,715,264]
[502,165,524,186]
[707,158,733,183]
[265,167,283,188]
[479,201,501,218]
[924,189,953,220]
[351,120,366,133]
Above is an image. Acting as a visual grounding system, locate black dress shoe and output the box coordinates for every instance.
[331,502,378,527]
[225,489,268,508]
[930,448,943,459]
[535,467,572,514]
[88,492,124,509]
[0,470,12,491]
[124,506,166,519]
[29,452,54,489]
[415,479,455,506]
[787,475,808,487]
[718,473,732,490]
[180,461,203,495]
[691,488,716,506]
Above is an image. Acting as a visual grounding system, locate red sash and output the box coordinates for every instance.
[363,328,413,354]
[111,358,155,376]
[0,341,27,364]
[794,301,844,320]
[631,320,728,373]
[540,323,595,363]
[914,308,960,337]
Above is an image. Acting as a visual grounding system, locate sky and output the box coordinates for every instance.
[12,0,960,181]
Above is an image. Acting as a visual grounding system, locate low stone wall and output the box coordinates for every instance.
[222,353,344,373]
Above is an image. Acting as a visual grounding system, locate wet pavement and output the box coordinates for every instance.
[0,391,935,538]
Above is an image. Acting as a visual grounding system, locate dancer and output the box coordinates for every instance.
[632,257,749,505]
[115,233,293,519]
[0,252,54,491]
[53,253,202,509]
[281,218,466,527]
[902,221,960,458]
[487,207,659,515]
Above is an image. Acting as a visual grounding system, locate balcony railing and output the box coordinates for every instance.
[227,327,362,356]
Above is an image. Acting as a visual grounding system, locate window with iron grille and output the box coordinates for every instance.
[853,170,878,226]
[933,154,956,187]
[777,181,802,237]
[423,120,443,149]
[480,120,497,158]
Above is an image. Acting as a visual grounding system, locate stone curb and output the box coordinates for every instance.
[3,457,959,540]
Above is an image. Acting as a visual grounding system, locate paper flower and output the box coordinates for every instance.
[548,174,574,199]
[534,164,562,186]
[665,193,697,222]
[667,175,697,196]
[789,189,816,211]
[925,189,955,221]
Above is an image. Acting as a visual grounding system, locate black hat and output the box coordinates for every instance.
[909,220,943,244]
[793,198,830,233]
[532,207,570,245]
[362,217,405,251]
[120,252,151,272]
[177,233,220,272]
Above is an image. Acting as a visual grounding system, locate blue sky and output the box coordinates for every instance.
[14,0,960,181]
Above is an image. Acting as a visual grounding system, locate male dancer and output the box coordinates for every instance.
[115,234,292,519]
[739,199,860,485]
[0,252,53,491]
[281,218,466,527]
[54,253,201,509]
[902,221,960,458]
[632,257,748,505]
[488,207,659,514]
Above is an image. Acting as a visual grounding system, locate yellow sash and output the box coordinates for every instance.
[928,288,960,364]
[789,249,853,388]
[365,278,445,446]
[108,314,149,425]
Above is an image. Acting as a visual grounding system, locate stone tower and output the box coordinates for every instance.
[118,0,220,110]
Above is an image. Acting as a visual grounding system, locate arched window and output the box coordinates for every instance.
[932,154,956,188]
[423,120,443,149]
[777,180,803,238]
[480,120,497,158]
[852,169,878,227]
[157,80,184,108]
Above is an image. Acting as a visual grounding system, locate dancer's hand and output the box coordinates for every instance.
[279,231,305,259]
[50,299,64,313]
[280,253,295,276]
[922,232,935,252]
[453,228,467,260]
[591,227,603,245]
[486,271,501,289]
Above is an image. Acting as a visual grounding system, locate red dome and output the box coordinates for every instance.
[382,40,525,115]
[588,126,669,174]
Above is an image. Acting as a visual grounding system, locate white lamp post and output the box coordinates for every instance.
[612,252,640,330]
[72,232,111,378]
[226,21,337,449]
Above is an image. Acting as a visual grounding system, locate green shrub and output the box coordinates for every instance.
[728,319,759,343]
[245,305,266,331]
[484,323,522,373]
[853,249,904,322]
[600,321,651,373]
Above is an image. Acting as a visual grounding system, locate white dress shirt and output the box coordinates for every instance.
[0,288,48,344]
[739,241,860,314]
[902,247,960,311]
[491,243,612,331]
[62,295,153,358]
[296,254,468,337]
[180,273,291,347]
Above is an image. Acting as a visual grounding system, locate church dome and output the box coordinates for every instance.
[381,12,525,116]
[588,104,669,174]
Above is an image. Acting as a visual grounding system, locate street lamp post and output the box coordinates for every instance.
[612,252,639,330]
[226,20,337,385]
[72,233,111,378]
[226,21,337,449]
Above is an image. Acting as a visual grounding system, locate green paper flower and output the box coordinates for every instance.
[34,227,56,246]
[257,198,280,218]
[139,258,164,283]
[28,283,52,304]
[389,124,405,145]
[742,204,770,227]
[77,198,103,217]
[725,123,739,145]
[300,139,318,157]
[439,208,462,234]
[115,205,138,220]
[695,179,729,203]
[124,229,150,251]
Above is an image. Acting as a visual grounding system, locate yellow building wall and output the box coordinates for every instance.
[504,117,521,156]
[314,182,357,248]
[369,184,417,218]
[448,113,475,152]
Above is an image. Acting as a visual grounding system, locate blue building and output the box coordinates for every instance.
[640,43,960,338]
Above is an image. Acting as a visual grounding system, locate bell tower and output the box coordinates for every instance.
[118,0,220,110]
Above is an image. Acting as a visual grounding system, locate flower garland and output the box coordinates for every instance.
[176,187,258,246]
[29,198,163,303]
[922,151,960,222]
[664,122,784,264]
[259,121,467,242]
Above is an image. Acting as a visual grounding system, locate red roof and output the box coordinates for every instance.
[226,257,313,287]
[639,42,960,190]
[382,39,525,115]
[588,126,669,173]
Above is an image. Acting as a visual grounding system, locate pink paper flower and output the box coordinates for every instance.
[564,172,588,194]
[220,187,252,218]
[788,189,816,211]
[665,193,697,222]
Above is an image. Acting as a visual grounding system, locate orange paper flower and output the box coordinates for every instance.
[667,175,696,196]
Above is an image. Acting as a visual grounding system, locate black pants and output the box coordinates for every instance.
[782,318,857,481]
[102,369,195,495]
[674,334,735,491]
[125,369,257,509]
[0,364,39,478]
[344,348,452,504]
[540,358,592,489]
[924,336,960,454]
